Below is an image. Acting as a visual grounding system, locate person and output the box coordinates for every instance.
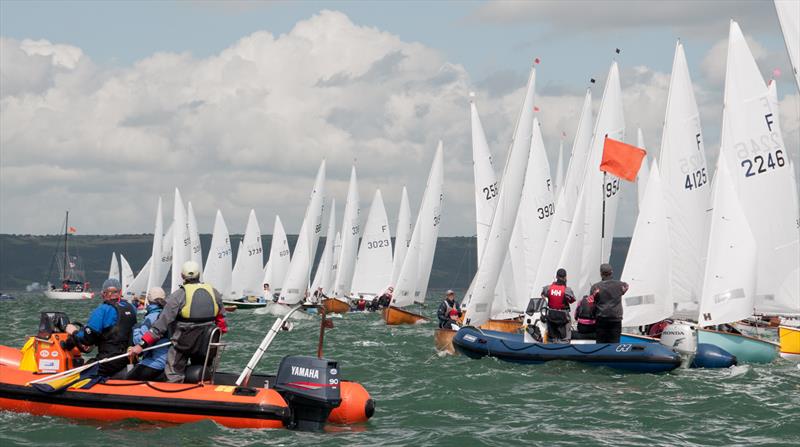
[377,287,393,309]
[540,268,576,343]
[574,295,596,338]
[62,281,69,292]
[437,290,461,329]
[589,263,628,343]
[368,297,380,312]
[129,261,227,383]
[64,278,137,377]
[125,287,169,381]
[262,283,271,300]
[312,287,327,304]
[355,295,367,311]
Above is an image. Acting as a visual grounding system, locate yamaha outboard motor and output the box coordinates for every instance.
[274,355,342,431]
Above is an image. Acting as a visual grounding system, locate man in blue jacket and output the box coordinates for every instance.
[126,287,169,381]
[65,278,137,377]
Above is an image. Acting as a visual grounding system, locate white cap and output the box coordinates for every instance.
[181,261,201,280]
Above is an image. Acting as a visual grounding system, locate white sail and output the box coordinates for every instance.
[659,41,711,309]
[230,210,263,298]
[126,257,151,301]
[534,89,594,290]
[143,197,163,300]
[621,162,673,327]
[697,156,757,327]
[556,187,587,300]
[554,139,565,203]
[775,0,800,92]
[390,186,411,285]
[518,117,556,300]
[720,21,800,314]
[279,161,326,305]
[120,254,134,295]
[154,223,174,291]
[577,61,626,297]
[463,64,536,326]
[471,95,499,262]
[108,252,120,282]
[329,231,342,292]
[414,141,445,303]
[187,202,203,275]
[171,188,190,293]
[311,199,336,294]
[332,166,360,297]
[203,210,233,298]
[392,143,444,307]
[262,215,290,292]
[636,128,650,206]
[352,190,394,296]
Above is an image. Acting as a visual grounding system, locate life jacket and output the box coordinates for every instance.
[356,300,366,311]
[546,283,569,310]
[178,283,219,323]
[575,296,596,324]
[97,300,137,360]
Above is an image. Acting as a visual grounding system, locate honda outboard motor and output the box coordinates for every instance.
[660,321,698,368]
[274,355,342,431]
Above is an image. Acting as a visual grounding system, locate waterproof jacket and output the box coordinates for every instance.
[589,279,629,321]
[146,282,225,342]
[75,299,137,359]
[437,299,461,328]
[132,304,168,371]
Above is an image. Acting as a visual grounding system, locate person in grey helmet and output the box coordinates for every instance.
[128,261,227,383]
[589,263,628,343]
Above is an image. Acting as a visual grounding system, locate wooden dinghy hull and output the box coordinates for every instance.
[434,328,457,354]
[322,298,351,314]
[382,306,428,325]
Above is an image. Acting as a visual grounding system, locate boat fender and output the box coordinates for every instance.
[690,344,737,369]
[328,381,374,424]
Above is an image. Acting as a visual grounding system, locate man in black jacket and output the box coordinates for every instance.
[588,263,628,343]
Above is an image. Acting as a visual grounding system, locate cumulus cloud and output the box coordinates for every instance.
[1,9,797,243]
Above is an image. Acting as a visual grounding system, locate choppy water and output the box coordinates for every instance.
[1,292,798,446]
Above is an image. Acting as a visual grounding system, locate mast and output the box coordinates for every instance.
[63,211,69,281]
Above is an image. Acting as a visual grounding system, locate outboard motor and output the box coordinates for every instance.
[274,355,342,431]
[659,321,698,368]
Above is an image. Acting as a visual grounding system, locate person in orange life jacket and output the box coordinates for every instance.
[437,290,461,329]
[539,269,576,342]
[574,295,596,338]
[589,263,628,343]
[64,278,137,377]
[128,261,227,383]
[126,287,169,382]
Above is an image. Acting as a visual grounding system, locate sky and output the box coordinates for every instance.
[1,0,798,238]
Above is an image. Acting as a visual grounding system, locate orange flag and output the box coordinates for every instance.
[68,226,77,234]
[600,136,646,182]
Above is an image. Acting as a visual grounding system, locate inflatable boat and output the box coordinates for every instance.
[620,333,737,369]
[0,311,373,431]
[453,326,681,373]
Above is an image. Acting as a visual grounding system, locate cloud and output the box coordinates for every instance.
[469,0,776,38]
[1,9,798,243]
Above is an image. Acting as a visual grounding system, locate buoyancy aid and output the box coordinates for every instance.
[179,283,219,323]
[97,300,137,359]
[546,283,569,310]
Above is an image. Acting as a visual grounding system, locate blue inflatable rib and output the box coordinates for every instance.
[453,326,682,373]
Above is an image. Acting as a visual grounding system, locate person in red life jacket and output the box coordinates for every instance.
[128,261,227,383]
[355,295,367,311]
[437,290,462,329]
[539,268,576,343]
[589,263,629,343]
[574,295,596,338]
[64,278,137,377]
